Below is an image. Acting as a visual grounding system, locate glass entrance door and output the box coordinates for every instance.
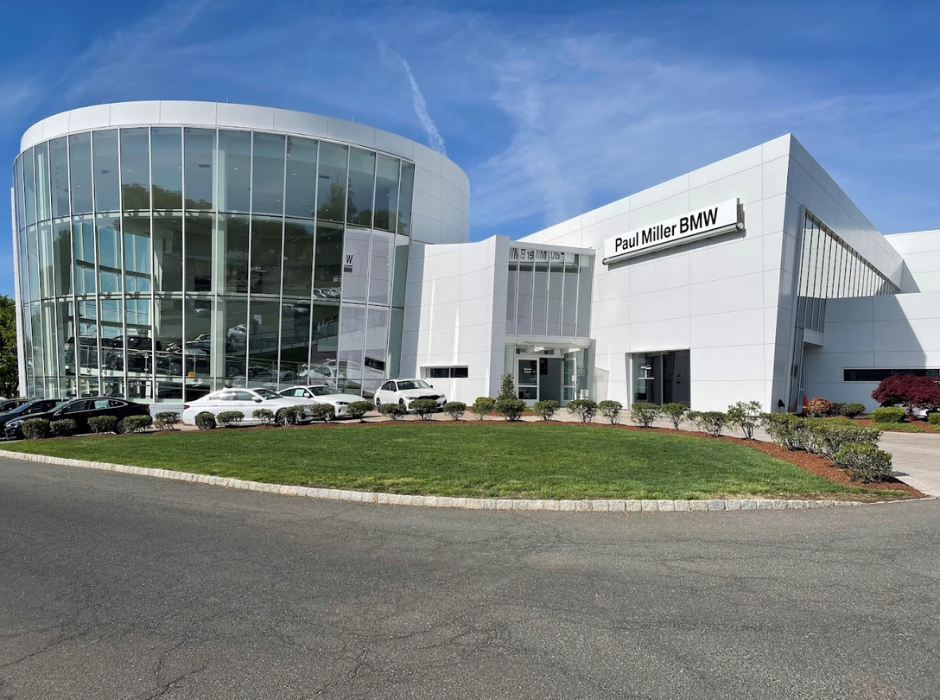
[517,358,538,401]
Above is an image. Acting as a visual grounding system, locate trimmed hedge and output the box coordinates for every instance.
[410,399,439,420]
[379,402,405,420]
[88,415,119,434]
[929,413,940,426]
[154,411,180,431]
[252,408,276,426]
[22,418,50,440]
[629,401,659,428]
[598,400,623,425]
[195,412,217,430]
[835,443,893,483]
[307,404,334,422]
[533,399,560,421]
[217,410,245,428]
[470,397,495,420]
[494,398,525,422]
[567,399,597,423]
[839,402,866,418]
[872,407,905,424]
[726,401,762,439]
[661,402,688,430]
[347,400,375,422]
[443,401,466,421]
[50,418,78,437]
[121,415,153,433]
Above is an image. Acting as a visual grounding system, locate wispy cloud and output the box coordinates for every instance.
[377,42,447,155]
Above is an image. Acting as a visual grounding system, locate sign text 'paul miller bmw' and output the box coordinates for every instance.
[602,199,742,265]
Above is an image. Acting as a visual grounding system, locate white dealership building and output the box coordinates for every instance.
[12,102,940,412]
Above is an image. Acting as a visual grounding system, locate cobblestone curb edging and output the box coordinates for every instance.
[0,449,888,512]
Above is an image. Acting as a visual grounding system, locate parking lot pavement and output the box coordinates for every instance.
[879,432,940,496]
[1,456,939,700]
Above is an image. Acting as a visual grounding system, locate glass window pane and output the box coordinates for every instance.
[123,214,152,293]
[38,223,54,300]
[387,307,403,379]
[219,130,251,213]
[363,307,389,397]
[252,132,285,216]
[49,138,70,219]
[93,130,120,212]
[154,296,184,401]
[151,127,182,210]
[221,296,248,385]
[24,147,37,226]
[341,229,370,303]
[316,142,347,223]
[314,224,343,302]
[124,297,152,400]
[56,299,74,387]
[506,260,517,335]
[14,154,25,230]
[562,253,577,336]
[35,143,51,222]
[184,296,213,396]
[347,148,375,228]
[222,215,250,293]
[100,297,123,397]
[26,226,40,303]
[184,128,216,210]
[97,214,122,294]
[531,251,549,336]
[547,252,563,336]
[577,255,593,336]
[284,136,317,219]
[337,304,365,394]
[185,213,213,292]
[391,235,409,308]
[247,298,280,388]
[374,155,399,232]
[250,217,283,295]
[121,128,151,211]
[397,163,414,237]
[278,298,310,382]
[153,213,183,292]
[53,219,72,296]
[516,258,533,336]
[282,220,315,299]
[72,217,96,294]
[308,303,340,373]
[76,298,99,377]
[369,232,391,306]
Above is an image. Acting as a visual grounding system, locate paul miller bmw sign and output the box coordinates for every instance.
[602,199,743,264]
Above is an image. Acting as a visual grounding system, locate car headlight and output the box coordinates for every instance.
[7,419,23,429]
[336,401,348,406]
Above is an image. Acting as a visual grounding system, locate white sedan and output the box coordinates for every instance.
[373,379,446,412]
[278,385,366,419]
[182,387,315,425]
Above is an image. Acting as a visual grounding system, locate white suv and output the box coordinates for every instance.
[374,379,446,412]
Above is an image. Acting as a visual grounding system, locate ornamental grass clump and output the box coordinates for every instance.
[598,400,623,425]
[470,397,495,420]
[660,402,688,430]
[726,400,761,439]
[629,401,660,428]
[533,399,560,421]
[443,401,466,421]
[567,399,597,423]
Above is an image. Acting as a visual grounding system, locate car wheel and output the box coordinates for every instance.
[275,410,293,426]
[399,399,406,412]
[374,398,382,409]
[169,361,183,375]
[115,419,126,435]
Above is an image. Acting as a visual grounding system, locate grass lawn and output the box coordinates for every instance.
[3,423,909,501]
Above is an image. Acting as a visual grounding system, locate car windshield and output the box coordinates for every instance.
[254,388,281,400]
[309,386,333,396]
[397,380,430,391]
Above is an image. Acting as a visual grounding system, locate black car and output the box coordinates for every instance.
[0,398,32,414]
[0,399,66,435]
[3,397,151,440]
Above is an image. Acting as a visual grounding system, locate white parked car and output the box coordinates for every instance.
[182,387,315,426]
[278,385,366,419]
[373,379,446,412]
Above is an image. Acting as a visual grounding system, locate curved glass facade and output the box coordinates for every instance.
[13,127,416,401]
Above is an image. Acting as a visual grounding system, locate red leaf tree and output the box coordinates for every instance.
[871,375,940,417]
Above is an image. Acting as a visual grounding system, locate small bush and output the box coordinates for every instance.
[88,415,119,434]
[598,400,623,425]
[629,401,660,428]
[661,403,688,430]
[810,419,882,461]
[470,397,495,420]
[872,407,905,424]
[761,413,806,451]
[308,404,334,422]
[929,413,940,426]
[699,411,728,438]
[834,444,893,483]
[22,418,50,440]
[726,400,762,439]
[379,402,405,420]
[828,402,845,417]
[804,397,833,418]
[496,374,516,402]
[533,399,560,421]
[567,399,597,423]
[121,415,153,433]
[252,408,276,426]
[840,402,866,418]
[347,400,375,422]
[444,401,466,421]
[50,418,78,437]
[217,410,245,428]
[195,412,217,430]
[154,411,180,431]
[410,399,439,420]
[494,398,526,422]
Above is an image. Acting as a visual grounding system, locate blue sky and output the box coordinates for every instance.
[2,0,938,296]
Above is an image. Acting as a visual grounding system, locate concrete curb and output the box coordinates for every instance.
[0,448,898,512]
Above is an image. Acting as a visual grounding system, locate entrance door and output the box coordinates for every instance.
[539,358,562,402]
[633,350,690,407]
[517,358,538,401]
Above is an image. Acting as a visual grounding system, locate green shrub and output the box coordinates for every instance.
[496,373,516,402]
[804,397,833,418]
[22,418,50,440]
[470,397,495,420]
[533,399,560,421]
[828,402,845,417]
[872,406,905,424]
[307,404,334,422]
[379,402,405,420]
[598,400,623,425]
[50,418,78,437]
[195,412,217,430]
[834,444,893,483]
[121,415,153,433]
[217,410,245,428]
[252,408,276,426]
[88,415,119,434]
[154,411,180,431]
[347,400,375,422]
[929,413,940,426]
[806,419,882,461]
[760,413,806,451]
[699,411,728,437]
[410,399,439,420]
[840,402,866,418]
[661,403,688,430]
[494,398,526,422]
[567,399,597,423]
[629,401,660,428]
[443,401,466,421]
[726,401,762,439]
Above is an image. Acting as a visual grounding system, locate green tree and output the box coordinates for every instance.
[0,295,19,398]
[496,373,516,402]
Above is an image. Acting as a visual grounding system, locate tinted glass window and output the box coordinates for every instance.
[452,367,469,379]
[152,127,183,209]
[429,368,449,379]
[50,138,70,218]
[219,131,251,213]
[121,128,151,211]
[346,148,375,228]
[285,136,317,218]
[93,130,120,212]
[316,142,347,223]
[184,128,215,210]
[68,133,93,215]
[252,132,285,215]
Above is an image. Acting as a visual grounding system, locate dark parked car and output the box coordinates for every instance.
[0,398,32,414]
[0,399,66,435]
[3,397,150,440]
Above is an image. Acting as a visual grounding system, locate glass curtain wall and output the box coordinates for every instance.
[13,127,415,401]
